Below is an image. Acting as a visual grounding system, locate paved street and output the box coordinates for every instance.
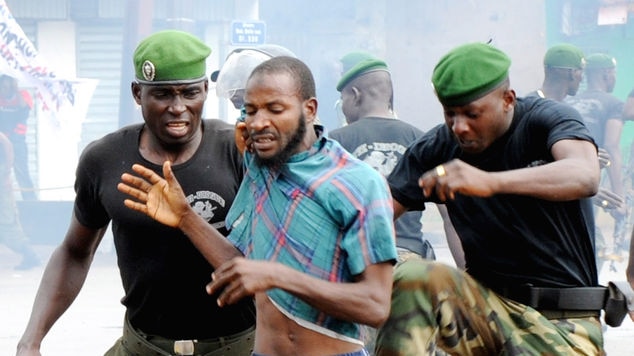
[1,205,633,355]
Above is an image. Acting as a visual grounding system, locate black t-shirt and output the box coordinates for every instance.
[566,89,623,147]
[388,96,598,290]
[329,117,426,254]
[73,119,255,339]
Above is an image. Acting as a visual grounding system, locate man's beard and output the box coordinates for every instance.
[255,113,307,168]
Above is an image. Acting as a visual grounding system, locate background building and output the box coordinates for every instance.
[5,0,634,241]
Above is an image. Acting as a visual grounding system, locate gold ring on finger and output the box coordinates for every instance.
[601,200,609,207]
[435,165,446,177]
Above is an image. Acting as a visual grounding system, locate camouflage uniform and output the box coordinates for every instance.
[375,258,604,356]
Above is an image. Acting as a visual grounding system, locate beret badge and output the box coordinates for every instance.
[133,30,211,84]
[142,60,156,82]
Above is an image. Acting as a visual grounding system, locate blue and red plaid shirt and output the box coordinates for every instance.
[226,135,397,342]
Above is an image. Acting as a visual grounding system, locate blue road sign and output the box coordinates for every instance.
[231,21,266,45]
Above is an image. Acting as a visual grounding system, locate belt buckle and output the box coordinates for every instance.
[174,340,196,355]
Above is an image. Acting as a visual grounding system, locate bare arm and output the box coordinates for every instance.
[208,258,393,328]
[419,139,599,201]
[117,161,242,268]
[603,118,626,215]
[16,216,107,356]
[392,198,407,220]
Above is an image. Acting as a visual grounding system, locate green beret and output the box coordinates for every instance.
[431,42,511,107]
[543,43,585,69]
[134,30,211,85]
[339,51,375,74]
[336,57,389,92]
[585,53,616,69]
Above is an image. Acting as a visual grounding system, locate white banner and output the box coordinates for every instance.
[0,0,95,112]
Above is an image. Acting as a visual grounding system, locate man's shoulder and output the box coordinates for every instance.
[329,116,423,137]
[576,89,620,101]
[522,90,541,99]
[323,139,376,171]
[518,95,577,115]
[567,91,623,113]
[380,116,423,131]
[81,123,142,158]
[326,125,348,138]
[96,123,141,143]
[200,119,243,163]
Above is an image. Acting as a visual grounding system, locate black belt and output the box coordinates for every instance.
[497,285,606,312]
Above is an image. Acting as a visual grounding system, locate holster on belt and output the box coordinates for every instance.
[604,281,634,327]
[499,282,634,327]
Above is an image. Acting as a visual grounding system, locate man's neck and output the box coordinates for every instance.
[539,84,567,102]
[357,109,395,120]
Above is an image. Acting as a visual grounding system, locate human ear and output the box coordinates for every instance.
[131,82,142,105]
[303,97,318,123]
[502,89,516,111]
[351,86,362,104]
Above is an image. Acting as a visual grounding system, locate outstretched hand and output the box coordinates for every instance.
[117,161,191,228]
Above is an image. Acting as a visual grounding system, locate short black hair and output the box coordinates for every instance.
[248,56,316,100]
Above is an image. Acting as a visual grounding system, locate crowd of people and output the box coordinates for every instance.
[11,28,634,356]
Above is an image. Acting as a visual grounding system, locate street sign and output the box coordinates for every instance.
[231,21,266,45]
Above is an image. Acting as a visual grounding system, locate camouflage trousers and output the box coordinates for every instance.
[374,258,605,356]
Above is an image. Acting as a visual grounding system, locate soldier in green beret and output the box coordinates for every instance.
[330,54,442,264]
[329,53,443,353]
[567,53,628,257]
[17,30,256,356]
[528,46,624,266]
[118,55,398,356]
[375,42,605,355]
[527,43,586,102]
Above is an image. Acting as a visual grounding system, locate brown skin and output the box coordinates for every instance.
[539,66,583,102]
[585,67,626,219]
[340,71,393,124]
[15,80,210,356]
[241,72,316,161]
[118,70,393,356]
[393,84,599,221]
[132,81,208,164]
